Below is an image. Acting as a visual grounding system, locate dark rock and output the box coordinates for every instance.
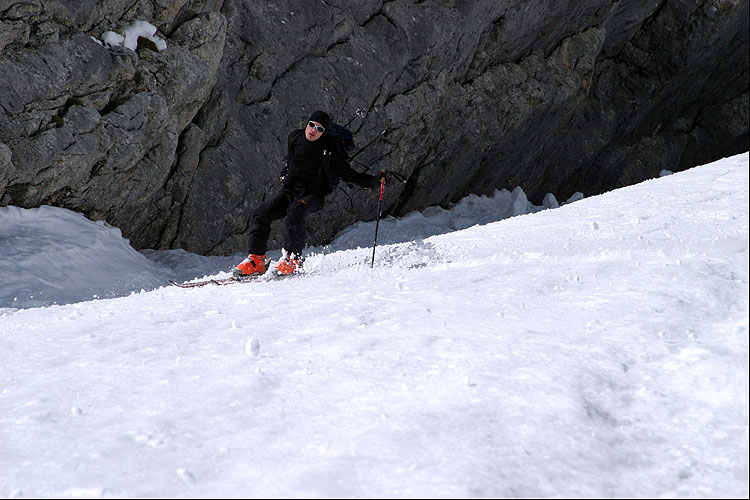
[1,0,747,255]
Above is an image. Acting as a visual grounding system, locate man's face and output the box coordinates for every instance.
[305,120,325,141]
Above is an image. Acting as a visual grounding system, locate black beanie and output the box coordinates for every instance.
[309,110,330,130]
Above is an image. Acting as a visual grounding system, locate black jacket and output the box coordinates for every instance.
[280,129,376,196]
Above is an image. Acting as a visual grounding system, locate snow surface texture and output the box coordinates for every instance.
[0,184,575,309]
[0,153,748,498]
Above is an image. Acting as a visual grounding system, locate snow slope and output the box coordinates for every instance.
[1,153,748,498]
[0,182,576,310]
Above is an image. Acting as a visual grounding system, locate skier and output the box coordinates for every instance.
[234,110,382,277]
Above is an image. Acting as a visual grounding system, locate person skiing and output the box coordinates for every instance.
[234,110,382,277]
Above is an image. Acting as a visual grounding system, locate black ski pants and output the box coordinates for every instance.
[247,188,324,256]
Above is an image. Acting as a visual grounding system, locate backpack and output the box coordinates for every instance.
[326,121,356,160]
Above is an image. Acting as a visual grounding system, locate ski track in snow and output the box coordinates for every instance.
[0,154,748,498]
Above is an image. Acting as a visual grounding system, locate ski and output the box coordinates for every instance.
[169,270,301,288]
[168,275,262,288]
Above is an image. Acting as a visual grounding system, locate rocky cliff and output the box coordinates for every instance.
[1,0,748,254]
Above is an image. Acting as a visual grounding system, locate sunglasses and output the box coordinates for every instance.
[308,121,325,133]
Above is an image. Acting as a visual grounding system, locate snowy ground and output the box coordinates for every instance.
[1,153,748,498]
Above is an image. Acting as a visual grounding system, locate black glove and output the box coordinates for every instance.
[280,162,289,184]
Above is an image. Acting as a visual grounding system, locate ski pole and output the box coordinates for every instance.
[343,108,367,128]
[370,176,386,268]
[351,129,387,163]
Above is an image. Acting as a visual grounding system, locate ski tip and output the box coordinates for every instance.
[169,279,196,288]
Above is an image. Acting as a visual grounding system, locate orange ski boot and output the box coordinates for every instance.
[233,254,267,277]
[274,253,301,275]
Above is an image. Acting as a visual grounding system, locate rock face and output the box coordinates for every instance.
[1,0,748,254]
